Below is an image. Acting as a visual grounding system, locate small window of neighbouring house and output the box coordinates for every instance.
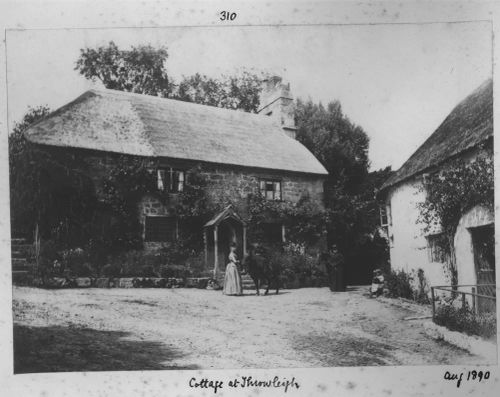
[145,216,177,242]
[157,168,185,193]
[426,233,448,263]
[259,179,282,201]
[380,204,391,227]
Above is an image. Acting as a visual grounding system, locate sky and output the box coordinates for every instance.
[5,22,492,170]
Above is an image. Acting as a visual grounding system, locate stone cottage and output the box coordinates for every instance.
[23,77,328,276]
[379,79,494,290]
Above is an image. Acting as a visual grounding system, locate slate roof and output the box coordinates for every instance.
[24,88,328,176]
[381,79,493,190]
[204,205,245,227]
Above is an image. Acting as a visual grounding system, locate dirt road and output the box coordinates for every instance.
[12,286,483,372]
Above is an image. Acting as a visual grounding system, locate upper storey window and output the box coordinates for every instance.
[259,179,282,201]
[157,168,185,193]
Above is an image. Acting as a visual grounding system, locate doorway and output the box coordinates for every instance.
[470,224,495,312]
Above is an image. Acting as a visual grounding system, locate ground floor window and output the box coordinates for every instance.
[426,233,448,263]
[144,216,177,242]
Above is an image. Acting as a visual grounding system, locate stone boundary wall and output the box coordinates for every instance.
[32,277,211,290]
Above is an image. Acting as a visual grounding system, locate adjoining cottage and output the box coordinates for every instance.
[379,79,494,291]
[23,76,328,278]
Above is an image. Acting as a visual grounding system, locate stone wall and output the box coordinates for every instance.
[200,166,324,215]
[51,147,325,246]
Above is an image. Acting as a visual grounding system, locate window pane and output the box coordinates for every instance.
[157,170,165,191]
[266,190,274,200]
[274,182,281,200]
[178,171,184,192]
[259,180,266,196]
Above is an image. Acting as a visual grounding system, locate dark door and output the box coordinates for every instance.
[470,224,495,313]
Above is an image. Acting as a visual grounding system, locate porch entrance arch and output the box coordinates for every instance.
[204,205,247,279]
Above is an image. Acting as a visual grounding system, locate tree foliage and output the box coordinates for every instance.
[296,99,370,193]
[295,98,388,282]
[247,193,326,248]
[75,41,171,96]
[75,41,263,111]
[9,106,97,247]
[175,71,263,113]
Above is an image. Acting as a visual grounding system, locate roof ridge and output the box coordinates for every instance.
[88,87,282,123]
[380,78,493,190]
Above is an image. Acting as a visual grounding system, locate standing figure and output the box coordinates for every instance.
[223,242,243,296]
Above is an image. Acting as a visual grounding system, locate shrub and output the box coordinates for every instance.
[385,269,414,300]
[101,263,122,277]
[61,248,97,277]
[159,264,191,279]
[140,264,157,277]
[434,305,497,339]
[71,262,96,277]
[259,246,328,289]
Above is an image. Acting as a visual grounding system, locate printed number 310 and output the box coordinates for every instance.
[220,11,237,21]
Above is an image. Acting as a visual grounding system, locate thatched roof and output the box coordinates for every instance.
[24,89,327,176]
[381,79,493,190]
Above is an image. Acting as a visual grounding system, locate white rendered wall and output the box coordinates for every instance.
[387,180,449,288]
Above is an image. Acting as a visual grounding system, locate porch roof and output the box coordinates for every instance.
[204,205,245,228]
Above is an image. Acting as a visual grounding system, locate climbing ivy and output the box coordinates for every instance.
[247,192,326,248]
[417,150,494,283]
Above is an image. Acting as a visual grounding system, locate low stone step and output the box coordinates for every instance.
[11,238,28,244]
[12,270,31,284]
[11,243,33,253]
[11,250,26,258]
[13,266,33,273]
[11,258,27,266]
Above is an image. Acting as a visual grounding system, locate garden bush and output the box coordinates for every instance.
[159,264,192,279]
[260,246,328,289]
[101,263,122,277]
[434,304,497,339]
[385,269,414,300]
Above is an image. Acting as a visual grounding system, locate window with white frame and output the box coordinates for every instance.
[259,179,282,201]
[157,168,185,193]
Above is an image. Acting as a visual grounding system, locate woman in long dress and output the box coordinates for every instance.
[223,242,243,296]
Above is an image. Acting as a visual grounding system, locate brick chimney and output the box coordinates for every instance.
[257,76,297,139]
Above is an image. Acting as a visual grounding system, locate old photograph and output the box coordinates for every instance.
[5,21,496,374]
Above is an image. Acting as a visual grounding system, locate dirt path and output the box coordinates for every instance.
[12,286,485,372]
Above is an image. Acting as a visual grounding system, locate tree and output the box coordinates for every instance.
[75,41,171,96]
[75,42,264,111]
[174,71,263,113]
[295,98,389,283]
[9,106,98,246]
[9,106,51,237]
[296,99,370,194]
